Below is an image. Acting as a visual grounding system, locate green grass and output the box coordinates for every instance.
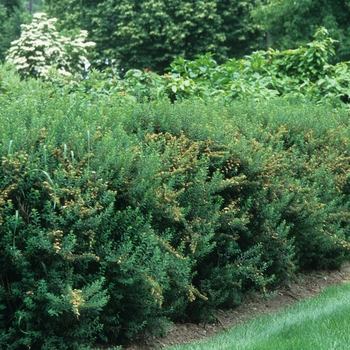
[167,283,350,350]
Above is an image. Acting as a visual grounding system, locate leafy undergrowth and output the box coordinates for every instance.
[44,27,350,108]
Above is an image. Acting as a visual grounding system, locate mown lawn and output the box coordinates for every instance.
[166,282,350,350]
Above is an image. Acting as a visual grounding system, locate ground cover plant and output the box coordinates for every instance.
[1,62,350,348]
[166,282,350,350]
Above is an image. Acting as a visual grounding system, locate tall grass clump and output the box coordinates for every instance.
[0,64,350,348]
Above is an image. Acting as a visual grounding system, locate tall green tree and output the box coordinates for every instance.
[252,0,350,62]
[0,0,31,61]
[31,0,44,13]
[43,0,264,72]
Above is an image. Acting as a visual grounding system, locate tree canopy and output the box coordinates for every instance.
[0,0,30,61]
[3,0,349,71]
[43,0,264,72]
[252,0,350,62]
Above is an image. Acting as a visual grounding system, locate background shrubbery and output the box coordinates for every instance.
[1,62,350,348]
[46,28,350,108]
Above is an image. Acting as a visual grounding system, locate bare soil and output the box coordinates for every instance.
[101,262,350,350]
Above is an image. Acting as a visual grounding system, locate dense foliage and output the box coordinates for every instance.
[42,0,264,72]
[1,3,350,348]
[0,0,30,62]
[40,0,350,71]
[2,1,349,73]
[48,28,350,108]
[252,0,350,62]
[1,62,350,348]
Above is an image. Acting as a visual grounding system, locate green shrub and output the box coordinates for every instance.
[0,75,350,347]
[46,27,350,107]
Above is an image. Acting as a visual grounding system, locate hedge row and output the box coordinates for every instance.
[0,73,350,348]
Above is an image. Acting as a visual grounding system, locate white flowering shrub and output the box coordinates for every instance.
[6,13,95,78]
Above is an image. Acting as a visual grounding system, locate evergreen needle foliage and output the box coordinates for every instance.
[0,63,350,348]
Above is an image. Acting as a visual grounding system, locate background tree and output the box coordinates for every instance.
[43,0,264,72]
[0,0,31,62]
[252,0,350,62]
[29,0,44,13]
